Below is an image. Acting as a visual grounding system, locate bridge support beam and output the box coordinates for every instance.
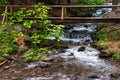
[61,6,66,20]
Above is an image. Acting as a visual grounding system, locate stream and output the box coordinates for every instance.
[0,2,120,80]
[49,2,120,80]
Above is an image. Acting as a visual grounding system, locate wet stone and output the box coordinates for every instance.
[88,74,99,79]
[68,53,74,56]
[110,73,120,79]
[12,78,25,80]
[38,61,52,68]
[84,25,89,28]
[64,24,73,30]
[85,39,91,43]
[78,47,86,51]
[41,58,53,62]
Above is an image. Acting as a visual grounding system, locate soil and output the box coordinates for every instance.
[107,41,120,52]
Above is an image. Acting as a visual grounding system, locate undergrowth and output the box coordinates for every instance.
[96,24,120,60]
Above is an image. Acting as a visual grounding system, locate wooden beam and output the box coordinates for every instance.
[23,17,120,23]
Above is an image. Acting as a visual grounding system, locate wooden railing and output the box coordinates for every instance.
[1,5,120,23]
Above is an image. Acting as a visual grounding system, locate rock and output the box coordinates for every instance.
[78,47,86,51]
[85,39,90,43]
[110,73,120,79]
[90,43,97,48]
[88,74,99,79]
[84,25,89,28]
[64,24,73,30]
[68,53,74,56]
[99,50,112,58]
[12,78,24,80]
[41,40,68,49]
[38,61,52,68]
[3,54,14,61]
[56,42,68,49]
[41,58,53,62]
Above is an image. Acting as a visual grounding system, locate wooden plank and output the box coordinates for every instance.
[23,17,120,23]
[50,18,120,23]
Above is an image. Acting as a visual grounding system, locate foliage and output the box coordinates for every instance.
[23,48,52,61]
[75,0,105,12]
[76,0,104,5]
[0,26,19,61]
[96,26,108,49]
[96,40,108,49]
[0,0,7,7]
[111,51,120,60]
[23,3,64,44]
[3,8,25,26]
[0,3,64,61]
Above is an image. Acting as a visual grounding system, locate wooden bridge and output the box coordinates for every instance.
[2,5,120,24]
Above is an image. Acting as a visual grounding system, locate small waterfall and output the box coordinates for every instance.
[62,23,97,46]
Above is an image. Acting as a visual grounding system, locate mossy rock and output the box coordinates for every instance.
[40,40,68,49]
[55,42,68,49]
[99,50,112,58]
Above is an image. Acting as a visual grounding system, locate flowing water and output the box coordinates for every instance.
[58,23,119,80]
[49,3,120,80]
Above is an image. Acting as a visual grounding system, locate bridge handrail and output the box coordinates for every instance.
[3,5,120,8]
[2,4,120,24]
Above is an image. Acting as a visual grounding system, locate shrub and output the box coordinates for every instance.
[0,25,19,61]
[96,26,108,49]
[111,51,120,60]
[0,3,64,61]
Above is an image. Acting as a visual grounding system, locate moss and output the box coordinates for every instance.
[56,42,68,49]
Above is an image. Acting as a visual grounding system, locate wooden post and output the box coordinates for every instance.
[2,6,8,24]
[5,6,8,21]
[64,7,67,17]
[61,6,66,20]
